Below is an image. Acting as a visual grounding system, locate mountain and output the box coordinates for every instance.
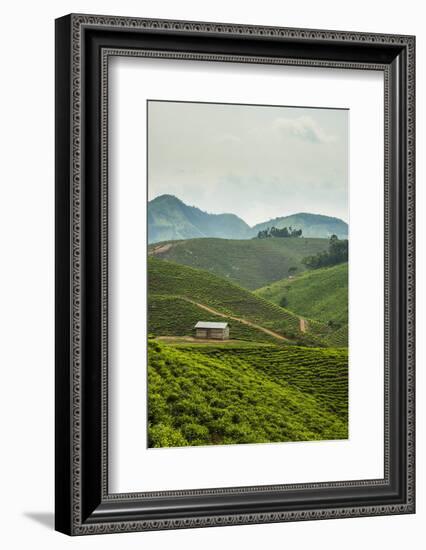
[148,195,348,243]
[148,194,251,244]
[252,212,348,239]
[148,237,329,290]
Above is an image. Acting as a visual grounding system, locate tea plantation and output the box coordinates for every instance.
[148,339,348,447]
[148,257,324,345]
[255,263,348,327]
[148,236,329,290]
[192,344,348,421]
[147,256,348,447]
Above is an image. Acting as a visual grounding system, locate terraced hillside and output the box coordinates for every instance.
[255,263,348,328]
[323,324,348,348]
[148,257,326,345]
[148,339,348,448]
[194,344,349,421]
[148,237,329,290]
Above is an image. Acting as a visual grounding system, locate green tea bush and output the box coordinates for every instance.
[147,340,348,448]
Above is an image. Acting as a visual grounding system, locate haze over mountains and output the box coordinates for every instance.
[252,213,348,240]
[148,194,348,244]
[148,194,250,243]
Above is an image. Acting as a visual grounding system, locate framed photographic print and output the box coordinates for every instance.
[55,14,415,535]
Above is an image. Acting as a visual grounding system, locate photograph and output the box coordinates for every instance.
[52,10,415,539]
[147,100,349,448]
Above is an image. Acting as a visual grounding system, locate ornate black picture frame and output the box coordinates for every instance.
[55,14,415,535]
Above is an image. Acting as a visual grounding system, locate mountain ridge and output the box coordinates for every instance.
[252,212,348,240]
[148,194,348,243]
[148,194,251,243]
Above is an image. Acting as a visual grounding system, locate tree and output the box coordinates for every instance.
[288,266,298,276]
[257,229,270,239]
[302,235,348,269]
[256,226,302,239]
[279,296,288,308]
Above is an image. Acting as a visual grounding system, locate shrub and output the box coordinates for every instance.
[181,423,209,443]
[279,296,288,308]
[148,424,187,448]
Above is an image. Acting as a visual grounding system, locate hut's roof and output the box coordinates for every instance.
[194,321,228,329]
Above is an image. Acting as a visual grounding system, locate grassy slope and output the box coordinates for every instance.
[148,257,328,345]
[255,263,348,326]
[148,237,329,290]
[148,340,348,448]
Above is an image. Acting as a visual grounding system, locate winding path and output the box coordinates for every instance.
[299,318,308,333]
[181,297,290,342]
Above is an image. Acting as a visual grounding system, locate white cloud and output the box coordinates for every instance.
[148,102,348,224]
[273,115,336,144]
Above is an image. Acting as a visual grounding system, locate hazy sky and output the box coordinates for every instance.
[148,101,348,226]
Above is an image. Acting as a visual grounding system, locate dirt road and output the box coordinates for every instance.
[149,243,173,255]
[181,297,290,342]
[299,318,308,333]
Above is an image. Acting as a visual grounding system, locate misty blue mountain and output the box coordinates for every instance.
[148,194,348,244]
[252,212,348,240]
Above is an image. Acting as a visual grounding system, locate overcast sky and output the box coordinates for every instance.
[148,101,348,226]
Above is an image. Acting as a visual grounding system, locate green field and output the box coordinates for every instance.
[148,339,348,447]
[148,257,335,346]
[148,237,329,290]
[255,263,348,327]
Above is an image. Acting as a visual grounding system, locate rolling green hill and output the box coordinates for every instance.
[148,339,348,447]
[148,257,321,344]
[148,194,251,243]
[255,263,348,327]
[253,212,348,239]
[148,237,329,290]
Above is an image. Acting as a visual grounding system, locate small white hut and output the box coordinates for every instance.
[194,321,229,340]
